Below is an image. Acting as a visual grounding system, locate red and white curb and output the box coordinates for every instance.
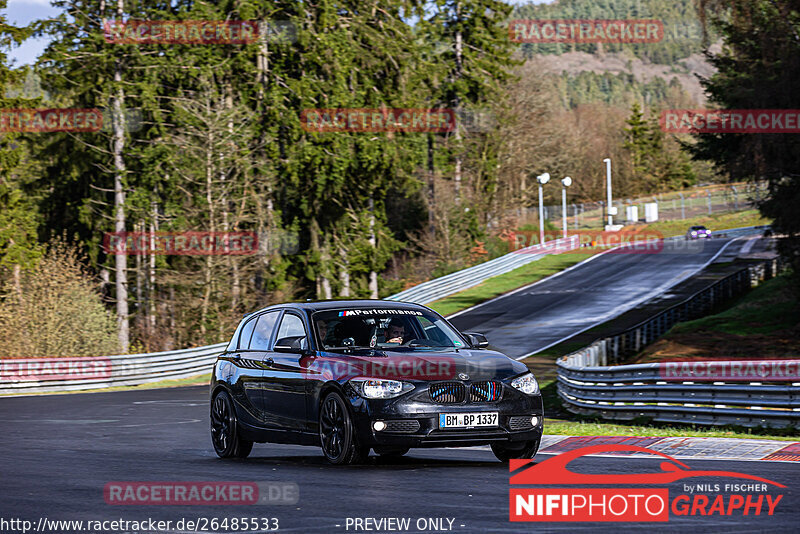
[537,435,800,462]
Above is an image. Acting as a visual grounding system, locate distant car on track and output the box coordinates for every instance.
[210,300,543,464]
[686,225,711,239]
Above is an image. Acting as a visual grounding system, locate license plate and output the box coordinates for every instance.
[439,412,498,429]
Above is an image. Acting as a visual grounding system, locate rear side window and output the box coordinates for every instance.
[237,317,257,350]
[248,311,280,350]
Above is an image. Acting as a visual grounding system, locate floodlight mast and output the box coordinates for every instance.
[561,177,572,239]
[603,158,612,226]
[536,173,550,245]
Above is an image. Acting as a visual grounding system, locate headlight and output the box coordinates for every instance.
[350,379,414,399]
[510,372,539,395]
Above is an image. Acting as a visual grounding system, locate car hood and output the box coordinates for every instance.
[310,348,529,382]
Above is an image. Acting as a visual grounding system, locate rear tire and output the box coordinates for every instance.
[319,391,368,465]
[210,390,253,459]
[491,440,539,462]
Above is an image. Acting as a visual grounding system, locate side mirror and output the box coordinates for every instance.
[274,336,308,354]
[464,332,489,349]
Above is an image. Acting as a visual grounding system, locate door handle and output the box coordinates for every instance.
[265,357,274,366]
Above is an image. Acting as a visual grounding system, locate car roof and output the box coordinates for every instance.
[246,299,427,317]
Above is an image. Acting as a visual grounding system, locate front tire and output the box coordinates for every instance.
[319,391,368,465]
[491,440,539,462]
[211,390,253,459]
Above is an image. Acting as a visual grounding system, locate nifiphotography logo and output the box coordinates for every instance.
[509,444,785,522]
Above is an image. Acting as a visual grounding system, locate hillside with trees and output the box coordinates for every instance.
[0,0,793,353]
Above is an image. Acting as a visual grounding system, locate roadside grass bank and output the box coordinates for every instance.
[638,209,769,238]
[429,252,596,317]
[634,272,799,363]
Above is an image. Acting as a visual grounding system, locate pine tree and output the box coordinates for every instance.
[693,0,800,284]
[0,6,42,293]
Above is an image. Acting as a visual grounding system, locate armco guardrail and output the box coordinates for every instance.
[709,224,770,239]
[0,225,767,396]
[557,358,800,428]
[0,343,226,395]
[0,237,577,395]
[556,257,795,428]
[386,235,578,304]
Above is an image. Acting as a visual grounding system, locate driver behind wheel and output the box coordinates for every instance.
[385,318,406,344]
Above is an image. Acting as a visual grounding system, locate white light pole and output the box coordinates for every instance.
[536,173,550,245]
[603,158,613,227]
[561,176,572,239]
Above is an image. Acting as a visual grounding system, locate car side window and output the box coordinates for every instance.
[237,317,257,350]
[225,320,244,352]
[276,313,308,350]
[416,316,446,344]
[249,311,280,350]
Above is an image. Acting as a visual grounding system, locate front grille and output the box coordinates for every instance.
[383,420,421,433]
[508,416,533,431]
[429,382,466,403]
[470,381,502,402]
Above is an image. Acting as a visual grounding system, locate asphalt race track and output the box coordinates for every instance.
[449,237,743,358]
[1,386,798,533]
[2,234,793,533]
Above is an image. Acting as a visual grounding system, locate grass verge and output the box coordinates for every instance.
[639,209,769,238]
[635,272,799,362]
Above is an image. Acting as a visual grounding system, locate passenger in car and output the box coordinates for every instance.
[316,319,330,344]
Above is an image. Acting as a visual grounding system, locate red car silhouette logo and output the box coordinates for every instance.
[510,444,785,487]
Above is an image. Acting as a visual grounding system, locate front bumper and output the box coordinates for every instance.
[346,383,544,448]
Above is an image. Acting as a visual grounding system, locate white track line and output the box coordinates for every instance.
[509,236,746,360]
[446,246,618,320]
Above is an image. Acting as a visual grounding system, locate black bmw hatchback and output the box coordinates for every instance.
[210,300,543,464]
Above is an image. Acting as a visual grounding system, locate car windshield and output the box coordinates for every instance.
[312,308,466,350]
